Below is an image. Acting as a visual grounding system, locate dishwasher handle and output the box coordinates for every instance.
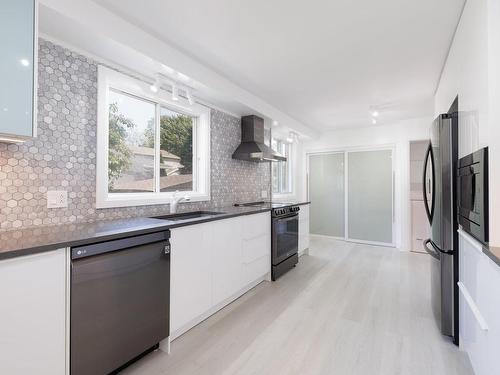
[72,230,170,260]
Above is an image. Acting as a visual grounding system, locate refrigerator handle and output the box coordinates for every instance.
[423,239,439,260]
[422,142,435,224]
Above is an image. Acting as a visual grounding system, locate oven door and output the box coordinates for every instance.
[272,213,299,265]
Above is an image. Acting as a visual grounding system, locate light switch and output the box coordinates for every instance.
[47,190,68,208]
[261,190,268,199]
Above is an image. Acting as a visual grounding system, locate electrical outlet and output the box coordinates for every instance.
[261,190,268,199]
[47,190,68,208]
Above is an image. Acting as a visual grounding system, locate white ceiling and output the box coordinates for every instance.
[90,0,465,130]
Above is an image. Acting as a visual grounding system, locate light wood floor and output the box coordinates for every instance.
[123,237,474,375]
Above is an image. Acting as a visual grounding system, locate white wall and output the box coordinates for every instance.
[435,0,500,246]
[299,117,432,250]
[435,0,488,158]
[435,2,500,373]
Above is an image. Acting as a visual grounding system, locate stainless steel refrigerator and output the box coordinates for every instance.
[422,99,459,345]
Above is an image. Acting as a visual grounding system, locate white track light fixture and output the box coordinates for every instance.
[286,131,298,143]
[186,88,195,105]
[172,84,179,101]
[150,74,160,93]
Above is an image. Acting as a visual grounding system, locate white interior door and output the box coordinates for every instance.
[346,149,394,245]
[308,153,345,238]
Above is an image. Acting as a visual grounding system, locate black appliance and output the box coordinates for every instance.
[234,201,300,280]
[271,205,300,280]
[232,115,286,162]
[71,231,171,375]
[422,102,459,345]
[458,147,489,244]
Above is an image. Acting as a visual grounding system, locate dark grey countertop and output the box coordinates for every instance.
[483,245,500,268]
[0,205,273,261]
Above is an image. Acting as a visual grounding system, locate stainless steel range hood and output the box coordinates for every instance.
[232,115,286,162]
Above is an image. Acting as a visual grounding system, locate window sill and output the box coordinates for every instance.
[96,192,210,209]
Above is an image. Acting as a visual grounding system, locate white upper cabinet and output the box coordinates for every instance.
[0,0,37,142]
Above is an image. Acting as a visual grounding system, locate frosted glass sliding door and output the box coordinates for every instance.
[347,150,393,244]
[309,153,345,237]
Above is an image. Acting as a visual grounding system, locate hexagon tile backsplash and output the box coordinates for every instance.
[0,39,270,231]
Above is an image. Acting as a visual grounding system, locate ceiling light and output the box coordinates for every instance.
[372,119,377,125]
[150,74,160,93]
[172,84,179,101]
[185,88,195,105]
[372,111,379,117]
[272,120,279,126]
[287,131,297,143]
[20,59,30,67]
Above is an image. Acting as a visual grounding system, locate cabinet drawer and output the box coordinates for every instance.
[242,212,270,240]
[243,235,270,263]
[244,255,270,285]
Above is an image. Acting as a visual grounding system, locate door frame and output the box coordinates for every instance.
[306,144,396,247]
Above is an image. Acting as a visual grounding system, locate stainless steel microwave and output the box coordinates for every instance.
[457,147,488,244]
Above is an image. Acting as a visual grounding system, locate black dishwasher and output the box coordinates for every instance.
[71,231,170,375]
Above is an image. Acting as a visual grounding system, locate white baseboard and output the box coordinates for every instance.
[299,248,309,257]
[309,233,344,240]
[169,275,268,342]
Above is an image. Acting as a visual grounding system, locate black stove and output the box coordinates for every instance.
[235,201,300,280]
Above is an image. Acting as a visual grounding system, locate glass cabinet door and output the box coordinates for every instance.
[0,0,36,139]
[347,149,394,245]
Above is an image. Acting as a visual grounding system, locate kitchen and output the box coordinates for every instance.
[1,1,500,375]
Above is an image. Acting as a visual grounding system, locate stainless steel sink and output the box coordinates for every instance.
[152,211,226,221]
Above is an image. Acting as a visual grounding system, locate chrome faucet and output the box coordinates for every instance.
[170,191,190,213]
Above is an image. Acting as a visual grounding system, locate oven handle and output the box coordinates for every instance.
[274,213,299,221]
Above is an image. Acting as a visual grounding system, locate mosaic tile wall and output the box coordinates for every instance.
[0,39,270,231]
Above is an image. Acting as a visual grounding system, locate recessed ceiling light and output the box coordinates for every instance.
[372,119,377,125]
[20,59,30,67]
[372,111,379,117]
[272,120,279,126]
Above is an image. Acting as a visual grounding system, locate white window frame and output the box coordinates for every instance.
[272,139,294,197]
[96,66,211,208]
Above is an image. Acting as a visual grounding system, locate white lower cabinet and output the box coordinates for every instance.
[170,212,271,340]
[459,230,500,375]
[170,222,213,335]
[212,217,245,305]
[299,204,310,254]
[242,212,271,286]
[0,250,67,375]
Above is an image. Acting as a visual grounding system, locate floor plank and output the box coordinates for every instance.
[122,237,474,375]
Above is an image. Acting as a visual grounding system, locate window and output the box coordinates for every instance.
[272,139,293,195]
[97,66,210,208]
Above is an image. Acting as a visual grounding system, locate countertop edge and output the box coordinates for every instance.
[0,207,271,261]
[483,245,500,268]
